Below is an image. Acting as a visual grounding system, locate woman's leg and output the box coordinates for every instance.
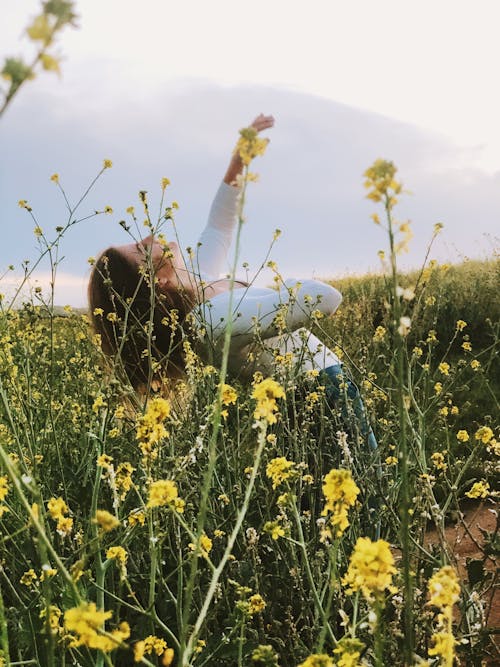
[237,328,378,451]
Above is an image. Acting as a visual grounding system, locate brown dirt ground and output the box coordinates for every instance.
[424,499,498,663]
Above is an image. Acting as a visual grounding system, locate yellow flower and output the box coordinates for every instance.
[465,480,490,499]
[263,520,285,540]
[20,568,38,586]
[47,496,68,520]
[50,173,59,183]
[252,378,285,424]
[385,456,398,465]
[136,397,171,450]
[234,126,269,166]
[64,602,129,652]
[97,454,113,469]
[297,654,334,667]
[128,509,146,526]
[450,405,459,416]
[248,593,266,614]
[363,159,401,204]
[93,509,120,532]
[0,476,9,502]
[434,382,443,395]
[200,533,213,555]
[332,637,365,667]
[461,341,472,352]
[93,307,104,316]
[470,359,481,371]
[104,206,113,214]
[126,206,135,215]
[456,430,469,443]
[475,426,494,444]
[189,533,213,557]
[455,319,467,331]
[431,452,447,471]
[116,462,135,500]
[161,177,171,189]
[428,565,460,608]
[92,395,107,413]
[147,480,179,508]
[221,383,238,406]
[40,566,57,582]
[106,546,127,564]
[322,469,360,537]
[103,159,113,169]
[428,631,456,665]
[266,457,296,489]
[373,325,386,342]
[342,537,396,602]
[27,14,52,42]
[438,362,450,376]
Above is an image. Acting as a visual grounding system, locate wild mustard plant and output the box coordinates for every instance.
[0,148,498,666]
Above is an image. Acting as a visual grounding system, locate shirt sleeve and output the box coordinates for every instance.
[195,181,241,278]
[197,279,342,349]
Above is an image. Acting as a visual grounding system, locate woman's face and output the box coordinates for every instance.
[116,235,194,293]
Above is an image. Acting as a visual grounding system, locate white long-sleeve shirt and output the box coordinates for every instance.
[190,182,342,378]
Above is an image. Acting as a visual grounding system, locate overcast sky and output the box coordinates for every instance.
[1,0,499,306]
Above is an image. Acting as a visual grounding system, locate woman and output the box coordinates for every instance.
[88,114,377,449]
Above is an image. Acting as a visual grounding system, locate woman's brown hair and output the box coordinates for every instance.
[88,247,195,389]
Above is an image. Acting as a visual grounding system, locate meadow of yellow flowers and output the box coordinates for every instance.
[0,137,498,666]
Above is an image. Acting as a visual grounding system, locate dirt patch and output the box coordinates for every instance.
[425,499,498,662]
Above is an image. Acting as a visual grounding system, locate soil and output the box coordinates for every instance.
[424,499,499,662]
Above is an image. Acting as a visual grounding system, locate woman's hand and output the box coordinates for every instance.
[250,113,275,133]
[223,113,275,186]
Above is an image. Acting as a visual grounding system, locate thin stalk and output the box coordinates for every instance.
[385,195,413,663]
[179,173,250,657]
[182,420,267,665]
[291,501,337,647]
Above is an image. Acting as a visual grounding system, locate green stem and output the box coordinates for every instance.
[291,501,337,647]
[385,196,413,663]
[182,420,267,665]
[179,173,250,658]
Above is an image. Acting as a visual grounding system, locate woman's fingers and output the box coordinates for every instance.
[250,113,275,132]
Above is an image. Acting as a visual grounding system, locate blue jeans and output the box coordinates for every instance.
[321,364,378,451]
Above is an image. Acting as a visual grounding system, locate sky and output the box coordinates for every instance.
[1,0,499,307]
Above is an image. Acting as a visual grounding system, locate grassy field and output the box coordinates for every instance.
[0,158,498,666]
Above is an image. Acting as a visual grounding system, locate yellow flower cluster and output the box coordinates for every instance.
[147,479,184,512]
[363,159,402,205]
[475,426,494,444]
[342,537,396,602]
[47,496,73,537]
[64,602,130,652]
[106,546,128,578]
[252,378,285,424]
[234,126,269,166]
[134,635,174,664]
[465,480,490,499]
[321,469,360,537]
[263,520,285,540]
[221,383,238,405]
[332,637,365,667]
[136,397,171,458]
[431,451,448,471]
[93,509,120,532]
[189,532,213,557]
[427,566,460,665]
[0,476,9,514]
[266,457,297,489]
